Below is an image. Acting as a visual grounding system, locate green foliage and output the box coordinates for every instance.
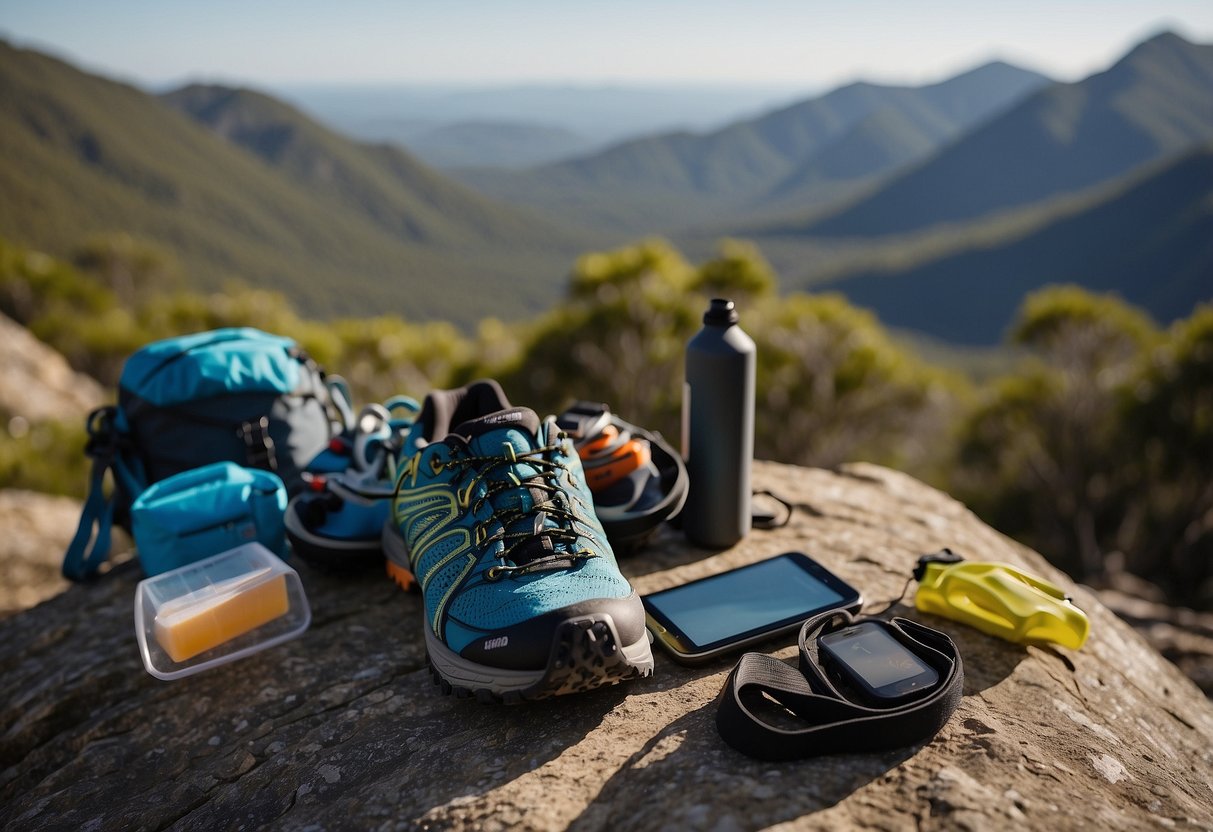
[327,316,471,405]
[1119,306,1213,601]
[753,293,963,471]
[72,233,184,306]
[950,287,1213,607]
[0,42,591,329]
[1011,284,1158,367]
[0,239,113,325]
[491,239,957,475]
[495,240,700,437]
[690,239,778,301]
[0,413,89,499]
[1131,305,1213,476]
[5,234,1211,608]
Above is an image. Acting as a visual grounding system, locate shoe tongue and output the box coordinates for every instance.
[452,407,541,446]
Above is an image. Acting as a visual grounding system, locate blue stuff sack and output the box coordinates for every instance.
[63,327,353,581]
[132,462,288,576]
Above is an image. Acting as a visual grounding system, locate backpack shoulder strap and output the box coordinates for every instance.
[62,407,143,581]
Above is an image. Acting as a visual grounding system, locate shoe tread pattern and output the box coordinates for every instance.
[427,616,652,704]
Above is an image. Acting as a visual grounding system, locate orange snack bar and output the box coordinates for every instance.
[154,570,289,663]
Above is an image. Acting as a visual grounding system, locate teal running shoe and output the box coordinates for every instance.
[389,380,654,702]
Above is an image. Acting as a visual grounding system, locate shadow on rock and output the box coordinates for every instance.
[568,700,922,831]
[900,606,1028,694]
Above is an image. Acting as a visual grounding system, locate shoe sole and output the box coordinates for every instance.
[424,614,654,703]
[384,515,653,701]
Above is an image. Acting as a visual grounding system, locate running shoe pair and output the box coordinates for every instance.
[387,380,654,702]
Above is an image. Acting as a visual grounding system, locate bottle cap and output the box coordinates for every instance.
[704,298,739,325]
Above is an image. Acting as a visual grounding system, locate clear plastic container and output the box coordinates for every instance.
[135,542,310,680]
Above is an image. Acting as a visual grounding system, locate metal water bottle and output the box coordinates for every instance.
[683,298,756,548]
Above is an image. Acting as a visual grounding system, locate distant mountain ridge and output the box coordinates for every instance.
[796,31,1213,237]
[0,43,595,326]
[278,82,802,151]
[158,84,565,247]
[461,60,1051,233]
[402,121,597,170]
[811,143,1213,344]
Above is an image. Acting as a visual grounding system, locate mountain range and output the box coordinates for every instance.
[810,143,1213,344]
[277,82,801,162]
[793,31,1213,238]
[0,42,596,326]
[1,31,1210,344]
[400,121,597,170]
[459,60,1051,233]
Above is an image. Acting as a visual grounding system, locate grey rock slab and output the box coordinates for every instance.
[1,461,1211,831]
[0,311,106,423]
[0,490,84,614]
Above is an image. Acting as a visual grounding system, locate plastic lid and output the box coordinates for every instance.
[134,543,310,680]
[704,298,739,325]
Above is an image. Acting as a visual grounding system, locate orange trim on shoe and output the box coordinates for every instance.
[386,559,418,592]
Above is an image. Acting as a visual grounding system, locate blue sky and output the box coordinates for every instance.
[2,0,1212,88]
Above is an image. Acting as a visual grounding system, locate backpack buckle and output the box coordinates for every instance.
[238,416,278,471]
[84,406,119,459]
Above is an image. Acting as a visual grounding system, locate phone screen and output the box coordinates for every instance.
[643,553,856,651]
[820,623,936,690]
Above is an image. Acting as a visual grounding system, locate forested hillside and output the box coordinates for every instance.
[800,32,1213,236]
[0,42,596,327]
[808,144,1213,343]
[460,61,1049,233]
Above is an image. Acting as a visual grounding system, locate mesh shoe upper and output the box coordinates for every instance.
[392,381,637,667]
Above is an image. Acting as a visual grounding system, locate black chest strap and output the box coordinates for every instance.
[715,610,963,761]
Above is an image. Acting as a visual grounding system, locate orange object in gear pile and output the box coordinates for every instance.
[579,424,619,456]
[583,438,652,492]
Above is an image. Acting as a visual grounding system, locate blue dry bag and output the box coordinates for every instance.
[131,462,288,576]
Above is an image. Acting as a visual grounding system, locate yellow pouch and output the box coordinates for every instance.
[913,550,1089,649]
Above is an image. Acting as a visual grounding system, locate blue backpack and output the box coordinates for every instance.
[63,328,352,581]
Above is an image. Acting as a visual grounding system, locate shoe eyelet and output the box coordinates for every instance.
[486,565,503,581]
[429,455,446,475]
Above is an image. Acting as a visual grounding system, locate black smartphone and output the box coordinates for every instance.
[642,552,862,665]
[818,621,939,703]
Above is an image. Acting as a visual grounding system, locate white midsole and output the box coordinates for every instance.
[424,619,654,693]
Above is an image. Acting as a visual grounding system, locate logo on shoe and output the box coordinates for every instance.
[481,411,523,426]
[483,636,509,651]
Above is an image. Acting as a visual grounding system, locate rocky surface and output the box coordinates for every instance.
[1097,588,1213,698]
[0,312,107,423]
[1,461,1211,831]
[0,490,79,615]
[0,490,132,616]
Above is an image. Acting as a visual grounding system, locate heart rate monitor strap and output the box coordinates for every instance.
[715,610,963,761]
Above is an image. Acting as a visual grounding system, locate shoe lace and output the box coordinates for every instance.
[442,438,599,581]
